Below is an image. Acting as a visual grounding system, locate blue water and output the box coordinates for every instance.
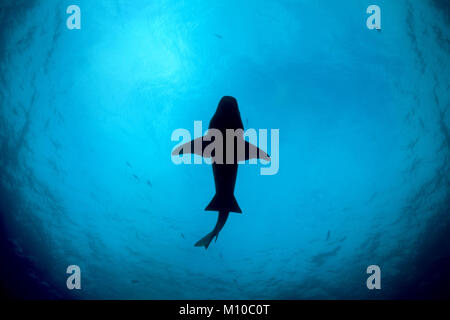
[0,0,449,299]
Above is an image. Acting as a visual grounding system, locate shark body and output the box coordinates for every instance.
[172,96,270,249]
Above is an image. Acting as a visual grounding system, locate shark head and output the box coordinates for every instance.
[209,96,244,130]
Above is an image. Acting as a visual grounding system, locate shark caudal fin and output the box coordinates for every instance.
[194,231,216,249]
[205,194,242,213]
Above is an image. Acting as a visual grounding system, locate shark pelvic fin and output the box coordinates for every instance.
[205,194,242,213]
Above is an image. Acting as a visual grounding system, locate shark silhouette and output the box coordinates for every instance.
[172,96,270,249]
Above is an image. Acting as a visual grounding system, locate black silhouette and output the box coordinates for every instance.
[172,96,270,249]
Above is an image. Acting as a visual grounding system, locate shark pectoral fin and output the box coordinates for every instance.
[171,136,212,158]
[239,140,271,162]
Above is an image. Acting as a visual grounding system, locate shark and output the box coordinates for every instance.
[172,96,270,249]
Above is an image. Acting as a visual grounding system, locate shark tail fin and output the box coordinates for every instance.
[194,231,216,249]
[205,194,242,213]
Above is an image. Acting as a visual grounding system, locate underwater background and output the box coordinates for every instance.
[0,0,449,299]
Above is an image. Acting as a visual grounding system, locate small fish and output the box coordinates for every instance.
[50,139,61,150]
[131,280,139,284]
[126,161,132,168]
[214,33,223,39]
[132,174,139,180]
[409,158,421,173]
[419,118,425,129]
[146,180,152,187]
[407,138,419,150]
[326,230,330,241]
[181,233,185,239]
